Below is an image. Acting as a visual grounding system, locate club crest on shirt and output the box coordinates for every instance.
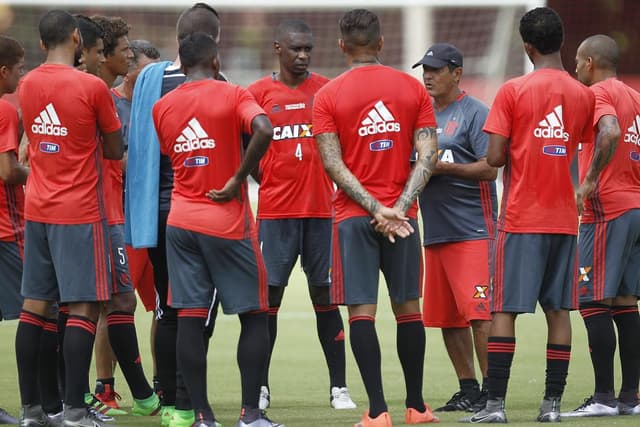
[444,120,458,136]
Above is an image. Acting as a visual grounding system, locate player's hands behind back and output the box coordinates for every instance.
[206,175,243,203]
[371,206,414,243]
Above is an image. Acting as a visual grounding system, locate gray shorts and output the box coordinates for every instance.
[258,218,331,287]
[22,220,113,303]
[109,224,134,295]
[578,209,640,302]
[0,240,24,320]
[493,231,577,313]
[166,225,268,314]
[331,216,422,305]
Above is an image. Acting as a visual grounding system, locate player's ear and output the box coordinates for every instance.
[274,41,281,54]
[453,66,463,82]
[212,55,220,77]
[72,28,81,48]
[378,35,384,52]
[39,39,46,51]
[338,38,345,53]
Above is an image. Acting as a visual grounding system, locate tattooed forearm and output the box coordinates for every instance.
[586,115,619,182]
[395,126,438,213]
[316,133,381,215]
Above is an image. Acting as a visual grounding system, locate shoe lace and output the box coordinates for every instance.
[87,406,112,423]
[575,396,595,410]
[447,391,466,405]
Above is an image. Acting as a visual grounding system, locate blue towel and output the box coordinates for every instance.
[124,61,172,248]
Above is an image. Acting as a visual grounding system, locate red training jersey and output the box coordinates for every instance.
[579,78,640,223]
[19,64,121,224]
[0,99,24,242]
[312,65,436,223]
[483,69,595,235]
[153,79,266,239]
[248,73,333,219]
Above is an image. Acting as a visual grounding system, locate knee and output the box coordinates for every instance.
[309,286,331,306]
[268,286,285,308]
[108,292,137,313]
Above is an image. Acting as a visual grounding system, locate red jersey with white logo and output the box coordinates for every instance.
[484,69,594,235]
[312,65,436,223]
[19,64,121,224]
[153,79,266,239]
[0,99,24,242]
[579,78,640,223]
[248,73,333,219]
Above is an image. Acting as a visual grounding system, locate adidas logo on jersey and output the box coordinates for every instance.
[31,103,68,137]
[173,118,216,153]
[534,105,569,142]
[358,101,401,136]
[624,115,640,145]
[273,123,312,141]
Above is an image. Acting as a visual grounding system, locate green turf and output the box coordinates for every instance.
[0,269,637,426]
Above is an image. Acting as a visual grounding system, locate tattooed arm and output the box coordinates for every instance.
[394,126,438,214]
[576,114,620,215]
[316,132,413,241]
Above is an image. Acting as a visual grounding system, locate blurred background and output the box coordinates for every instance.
[2,0,639,104]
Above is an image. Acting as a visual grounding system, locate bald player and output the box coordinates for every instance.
[561,34,640,418]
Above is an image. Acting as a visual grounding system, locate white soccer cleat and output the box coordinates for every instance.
[330,386,357,409]
[259,386,270,410]
[560,396,619,417]
[618,401,640,416]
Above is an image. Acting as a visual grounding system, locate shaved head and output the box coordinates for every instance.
[275,19,311,43]
[578,34,619,71]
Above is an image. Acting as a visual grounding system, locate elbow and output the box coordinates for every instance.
[256,123,274,141]
[104,147,124,160]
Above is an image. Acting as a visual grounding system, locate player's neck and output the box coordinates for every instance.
[277,69,308,88]
[532,53,564,71]
[349,55,380,68]
[100,70,118,89]
[114,82,131,101]
[45,48,75,67]
[433,88,462,112]
[184,69,217,82]
[593,69,616,84]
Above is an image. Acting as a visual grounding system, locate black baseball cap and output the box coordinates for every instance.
[412,43,463,69]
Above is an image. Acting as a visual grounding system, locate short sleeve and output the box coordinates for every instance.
[93,81,122,135]
[483,83,515,138]
[582,89,596,146]
[236,87,266,134]
[468,101,490,158]
[0,101,19,153]
[311,86,337,135]
[415,83,437,129]
[591,83,616,128]
[152,102,168,156]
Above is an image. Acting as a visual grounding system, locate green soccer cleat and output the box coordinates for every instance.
[160,406,175,427]
[168,409,195,427]
[131,393,161,416]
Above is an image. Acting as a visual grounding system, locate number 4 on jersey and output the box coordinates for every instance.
[295,142,303,161]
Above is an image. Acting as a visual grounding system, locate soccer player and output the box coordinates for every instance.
[412,43,496,413]
[561,34,640,417]
[74,15,105,76]
[82,15,160,417]
[16,10,124,427]
[313,9,439,427]
[126,4,222,425]
[464,7,595,423]
[0,34,27,427]
[154,31,282,427]
[246,19,355,411]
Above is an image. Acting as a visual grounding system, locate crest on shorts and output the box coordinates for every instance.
[473,285,488,299]
[578,266,591,283]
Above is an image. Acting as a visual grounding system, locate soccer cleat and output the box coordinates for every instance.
[560,396,618,417]
[331,387,357,409]
[537,397,561,422]
[62,407,117,427]
[0,407,18,425]
[160,406,175,427]
[94,383,122,410]
[618,401,640,415]
[85,408,113,423]
[468,390,489,413]
[168,408,195,427]
[405,404,439,424]
[192,421,222,427]
[354,411,392,427]
[47,411,64,427]
[259,386,270,410]
[131,393,161,416]
[459,399,507,423]
[436,391,476,412]
[237,411,283,427]
[20,404,53,427]
[85,393,126,416]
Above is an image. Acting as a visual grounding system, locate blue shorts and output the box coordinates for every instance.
[331,216,422,305]
[493,231,577,313]
[0,240,24,320]
[578,209,640,302]
[109,224,134,295]
[22,220,112,303]
[166,225,268,315]
[258,218,331,287]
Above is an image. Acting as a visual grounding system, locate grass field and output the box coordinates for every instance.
[0,267,637,427]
